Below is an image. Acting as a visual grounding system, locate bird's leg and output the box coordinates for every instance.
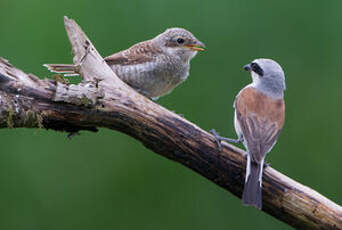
[210,129,242,143]
[210,129,243,151]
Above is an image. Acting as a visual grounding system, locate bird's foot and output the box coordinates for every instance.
[210,129,242,151]
[210,129,224,151]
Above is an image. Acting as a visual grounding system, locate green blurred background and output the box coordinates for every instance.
[0,0,341,229]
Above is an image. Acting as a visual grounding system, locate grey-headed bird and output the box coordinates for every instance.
[44,28,205,100]
[212,58,286,209]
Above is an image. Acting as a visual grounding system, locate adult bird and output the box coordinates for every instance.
[44,28,205,100]
[212,58,286,209]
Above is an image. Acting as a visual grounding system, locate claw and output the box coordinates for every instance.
[210,129,243,152]
[210,129,223,151]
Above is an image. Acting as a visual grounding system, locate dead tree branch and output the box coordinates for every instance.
[0,16,341,229]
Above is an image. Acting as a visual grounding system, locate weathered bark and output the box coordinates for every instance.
[0,16,341,229]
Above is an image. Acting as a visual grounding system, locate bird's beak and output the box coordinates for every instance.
[243,64,251,72]
[185,41,206,51]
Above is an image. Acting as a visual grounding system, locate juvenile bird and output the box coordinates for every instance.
[44,28,205,100]
[211,58,286,209]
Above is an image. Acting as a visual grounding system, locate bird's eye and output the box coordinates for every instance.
[251,63,264,76]
[176,38,185,44]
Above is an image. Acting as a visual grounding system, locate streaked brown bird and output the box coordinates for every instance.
[44,28,205,100]
[211,58,286,209]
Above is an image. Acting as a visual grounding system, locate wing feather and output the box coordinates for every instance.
[104,40,161,66]
[235,87,285,163]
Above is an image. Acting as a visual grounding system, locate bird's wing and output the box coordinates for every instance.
[104,40,161,66]
[235,87,285,163]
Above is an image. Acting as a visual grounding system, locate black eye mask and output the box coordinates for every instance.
[251,63,264,76]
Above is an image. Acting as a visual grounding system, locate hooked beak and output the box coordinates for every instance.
[243,64,251,72]
[185,40,206,51]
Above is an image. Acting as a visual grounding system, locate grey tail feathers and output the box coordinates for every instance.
[43,64,79,76]
[242,161,263,209]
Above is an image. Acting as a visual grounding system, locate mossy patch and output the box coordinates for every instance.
[80,95,92,106]
[24,110,44,128]
[6,107,15,128]
[52,74,70,85]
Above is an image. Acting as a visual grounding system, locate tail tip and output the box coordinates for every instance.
[242,175,263,209]
[242,199,262,210]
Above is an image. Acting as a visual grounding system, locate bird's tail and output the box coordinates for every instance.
[43,64,79,76]
[242,158,263,209]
